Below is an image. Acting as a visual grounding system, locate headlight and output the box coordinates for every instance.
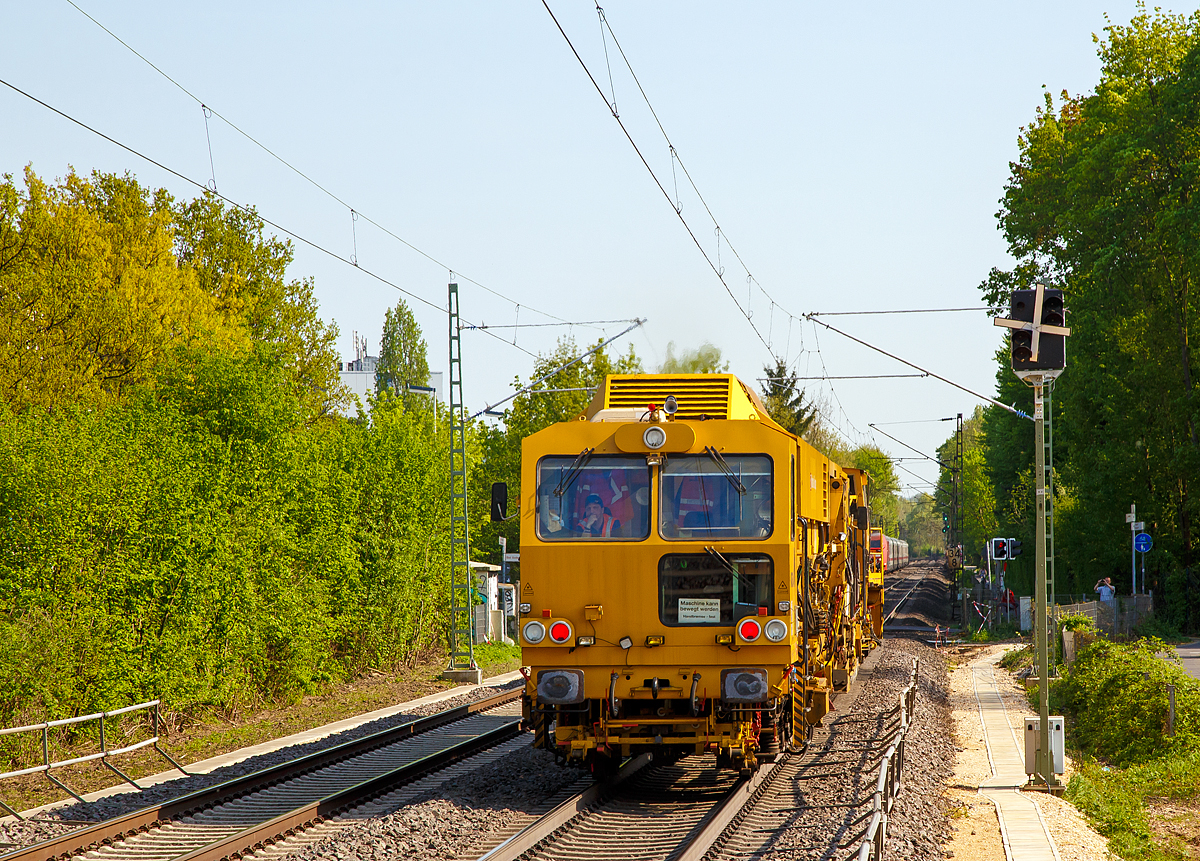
[523,620,546,644]
[737,618,761,642]
[720,668,768,703]
[764,619,788,642]
[643,426,667,449]
[537,669,585,704]
[548,620,573,644]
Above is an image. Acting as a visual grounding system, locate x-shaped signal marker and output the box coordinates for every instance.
[992,282,1071,360]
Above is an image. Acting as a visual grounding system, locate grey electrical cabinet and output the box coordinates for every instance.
[1024,716,1065,776]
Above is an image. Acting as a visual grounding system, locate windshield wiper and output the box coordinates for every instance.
[704,446,746,495]
[554,447,595,498]
[704,546,757,595]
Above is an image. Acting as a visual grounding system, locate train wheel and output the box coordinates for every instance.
[761,727,780,755]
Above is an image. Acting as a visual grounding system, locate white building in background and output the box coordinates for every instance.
[336,333,443,416]
[338,334,378,415]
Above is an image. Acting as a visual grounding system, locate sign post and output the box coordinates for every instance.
[1135,532,1152,595]
[1128,506,1138,593]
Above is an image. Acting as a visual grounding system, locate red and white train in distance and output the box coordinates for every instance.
[868,527,909,574]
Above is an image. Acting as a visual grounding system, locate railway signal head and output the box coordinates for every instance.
[490,482,508,521]
[942,512,949,533]
[992,537,1008,560]
[994,283,1070,374]
[1008,538,1023,558]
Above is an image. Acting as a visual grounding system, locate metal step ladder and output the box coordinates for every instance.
[1044,384,1056,609]
[447,283,475,672]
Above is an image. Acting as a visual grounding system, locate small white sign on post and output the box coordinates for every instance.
[503,553,520,563]
[1132,521,1144,532]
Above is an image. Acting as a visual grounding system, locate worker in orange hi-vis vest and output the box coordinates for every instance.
[604,470,632,525]
[576,493,620,537]
[673,474,714,528]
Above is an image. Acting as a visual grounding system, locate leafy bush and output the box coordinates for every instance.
[1132,613,1185,643]
[1055,638,1200,766]
[1066,749,1200,861]
[970,620,1022,643]
[1000,644,1035,671]
[1059,613,1099,634]
[0,358,456,726]
[1057,612,1099,665]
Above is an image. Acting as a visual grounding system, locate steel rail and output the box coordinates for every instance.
[2,687,521,861]
[883,563,937,625]
[170,720,521,861]
[476,754,651,861]
[673,756,784,861]
[478,695,851,861]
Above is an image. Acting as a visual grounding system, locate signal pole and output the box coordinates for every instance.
[994,283,1069,791]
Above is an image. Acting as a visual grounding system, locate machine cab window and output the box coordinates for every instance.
[659,553,774,626]
[660,454,773,540]
[536,454,651,540]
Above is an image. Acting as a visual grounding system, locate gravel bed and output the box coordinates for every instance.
[880,638,954,861]
[288,744,584,861]
[711,637,954,861]
[0,679,523,850]
[279,640,958,861]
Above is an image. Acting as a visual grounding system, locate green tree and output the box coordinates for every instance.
[174,191,345,419]
[0,168,245,411]
[937,406,997,564]
[899,493,942,557]
[473,337,641,564]
[375,298,429,407]
[981,6,1200,625]
[759,360,818,437]
[850,445,901,535]
[658,341,728,373]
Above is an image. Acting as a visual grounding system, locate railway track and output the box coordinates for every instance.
[881,560,954,633]
[476,751,779,861]
[2,689,523,861]
[473,647,913,861]
[5,639,927,861]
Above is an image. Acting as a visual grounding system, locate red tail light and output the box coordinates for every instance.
[738,619,761,642]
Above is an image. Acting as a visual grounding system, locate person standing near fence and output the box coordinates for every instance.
[1094,576,1116,631]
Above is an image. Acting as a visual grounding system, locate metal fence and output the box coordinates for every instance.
[852,657,919,861]
[0,700,187,819]
[1053,595,1153,638]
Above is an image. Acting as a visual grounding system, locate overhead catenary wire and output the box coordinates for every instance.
[0,74,547,360]
[66,0,1014,435]
[873,418,958,425]
[868,423,948,469]
[758,374,928,381]
[809,307,990,316]
[807,314,1033,421]
[591,4,803,345]
[893,459,938,487]
[541,0,775,359]
[470,319,645,419]
[809,320,866,444]
[465,319,639,330]
[63,0,579,329]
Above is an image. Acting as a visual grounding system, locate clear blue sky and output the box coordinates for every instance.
[1,1,1149,493]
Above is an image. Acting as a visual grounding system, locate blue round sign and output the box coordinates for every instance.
[1135,532,1153,553]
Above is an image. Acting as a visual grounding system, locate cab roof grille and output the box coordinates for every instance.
[605,376,733,420]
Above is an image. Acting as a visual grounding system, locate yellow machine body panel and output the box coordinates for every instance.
[517,374,881,773]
